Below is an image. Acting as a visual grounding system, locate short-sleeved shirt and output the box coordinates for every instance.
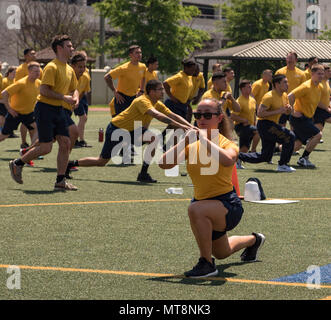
[164,71,193,104]
[189,72,205,100]
[112,94,172,131]
[38,59,78,107]
[143,69,158,91]
[0,78,14,99]
[185,133,238,200]
[5,76,41,114]
[319,79,331,107]
[202,89,233,113]
[258,90,289,124]
[233,95,256,125]
[275,66,306,93]
[15,62,43,81]
[291,79,323,118]
[108,61,146,97]
[304,68,312,81]
[252,79,270,106]
[62,73,90,111]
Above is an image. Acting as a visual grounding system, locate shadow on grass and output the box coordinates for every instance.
[0,157,15,162]
[251,169,277,173]
[2,149,20,153]
[147,261,252,287]
[22,189,65,195]
[73,178,188,187]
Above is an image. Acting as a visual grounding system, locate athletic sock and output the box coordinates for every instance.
[56,175,65,183]
[14,159,25,167]
[301,150,310,159]
[140,161,150,175]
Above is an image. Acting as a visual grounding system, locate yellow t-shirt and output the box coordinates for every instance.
[112,94,172,131]
[185,134,238,200]
[319,79,331,107]
[233,95,256,125]
[275,66,306,93]
[164,71,193,104]
[108,61,146,97]
[143,69,158,91]
[202,89,233,113]
[207,77,212,90]
[15,62,43,81]
[38,59,77,107]
[258,90,289,123]
[252,78,270,106]
[291,80,323,118]
[189,72,205,100]
[0,78,14,99]
[5,76,41,114]
[63,73,91,111]
[304,68,312,81]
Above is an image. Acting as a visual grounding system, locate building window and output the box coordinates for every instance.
[182,2,216,20]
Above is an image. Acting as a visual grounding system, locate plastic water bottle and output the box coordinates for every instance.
[165,187,183,194]
[165,165,179,177]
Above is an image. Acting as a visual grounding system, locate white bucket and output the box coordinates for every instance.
[244,181,261,201]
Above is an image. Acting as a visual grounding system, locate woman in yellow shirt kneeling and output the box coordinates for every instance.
[159,98,265,278]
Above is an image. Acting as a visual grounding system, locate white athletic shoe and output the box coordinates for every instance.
[277,164,296,172]
[297,157,316,168]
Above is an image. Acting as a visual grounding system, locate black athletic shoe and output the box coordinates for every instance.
[240,233,265,262]
[137,173,157,183]
[184,257,218,278]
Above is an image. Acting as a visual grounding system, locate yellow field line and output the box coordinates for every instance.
[1,197,331,208]
[0,198,191,208]
[0,264,331,289]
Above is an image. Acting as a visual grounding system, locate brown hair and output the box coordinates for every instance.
[199,98,232,140]
[27,61,40,70]
[51,34,71,53]
[239,79,251,90]
[5,66,16,77]
[128,45,141,54]
[311,64,324,73]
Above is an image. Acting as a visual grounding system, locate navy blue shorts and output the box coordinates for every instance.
[2,111,35,135]
[234,123,257,149]
[100,123,147,159]
[114,92,136,116]
[279,113,290,125]
[313,107,331,126]
[191,189,244,240]
[290,115,320,144]
[74,95,89,116]
[165,99,188,119]
[34,102,69,143]
[63,108,75,127]
[0,103,7,116]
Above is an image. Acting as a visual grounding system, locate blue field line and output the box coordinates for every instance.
[271,263,331,284]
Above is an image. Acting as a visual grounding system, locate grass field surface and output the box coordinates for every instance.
[0,106,330,302]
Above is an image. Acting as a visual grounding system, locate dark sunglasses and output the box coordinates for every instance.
[193,112,220,120]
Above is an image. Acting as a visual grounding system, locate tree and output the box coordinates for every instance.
[94,0,210,74]
[16,0,97,55]
[318,26,331,40]
[218,0,294,79]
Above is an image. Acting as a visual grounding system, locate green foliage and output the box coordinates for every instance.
[218,0,294,79]
[94,0,210,74]
[318,26,331,40]
[219,0,294,47]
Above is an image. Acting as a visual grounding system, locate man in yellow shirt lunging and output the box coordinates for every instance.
[66,80,193,183]
[9,35,79,190]
[238,74,296,172]
[288,64,325,168]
